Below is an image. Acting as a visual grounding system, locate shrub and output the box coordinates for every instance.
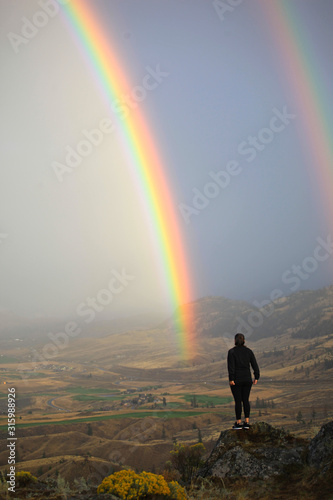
[97,469,187,499]
[74,477,89,493]
[162,463,181,483]
[170,443,206,483]
[56,476,71,495]
[16,471,37,487]
[168,480,188,499]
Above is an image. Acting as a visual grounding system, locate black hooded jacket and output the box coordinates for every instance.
[227,345,260,383]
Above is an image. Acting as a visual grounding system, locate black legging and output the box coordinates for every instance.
[230,381,252,420]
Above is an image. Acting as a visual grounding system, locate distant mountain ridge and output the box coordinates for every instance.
[170,286,333,341]
[1,286,332,343]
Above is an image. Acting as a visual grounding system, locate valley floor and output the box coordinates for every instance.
[0,332,332,490]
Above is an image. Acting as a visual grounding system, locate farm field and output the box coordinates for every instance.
[0,327,332,484]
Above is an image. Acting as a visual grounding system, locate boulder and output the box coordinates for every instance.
[307,420,333,473]
[198,422,306,480]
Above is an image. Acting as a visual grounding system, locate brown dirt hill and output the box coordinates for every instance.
[164,296,256,340]
[7,455,115,485]
[0,414,222,482]
[2,421,332,500]
[167,286,333,341]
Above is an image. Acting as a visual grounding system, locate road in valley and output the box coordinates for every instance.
[47,397,71,412]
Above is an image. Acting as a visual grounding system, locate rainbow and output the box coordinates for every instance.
[263,1,333,232]
[60,1,194,359]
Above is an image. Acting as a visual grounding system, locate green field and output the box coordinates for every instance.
[183,394,233,406]
[64,386,120,395]
[7,372,48,379]
[161,402,182,409]
[0,374,23,380]
[0,356,21,364]
[0,410,207,430]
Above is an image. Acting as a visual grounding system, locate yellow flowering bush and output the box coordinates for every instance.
[97,469,187,499]
[16,471,37,487]
[168,480,188,500]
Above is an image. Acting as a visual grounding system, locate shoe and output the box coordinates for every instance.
[232,422,243,430]
[243,422,250,430]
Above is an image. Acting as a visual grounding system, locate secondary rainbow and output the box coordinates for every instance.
[263,1,333,235]
[60,1,195,358]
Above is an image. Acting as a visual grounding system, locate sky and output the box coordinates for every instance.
[1,0,333,322]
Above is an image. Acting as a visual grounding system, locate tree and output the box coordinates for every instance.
[296,411,304,424]
[190,395,198,408]
[169,443,206,483]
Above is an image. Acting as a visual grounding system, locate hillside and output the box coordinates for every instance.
[166,286,333,341]
[3,286,332,350]
[1,421,332,499]
[0,286,332,498]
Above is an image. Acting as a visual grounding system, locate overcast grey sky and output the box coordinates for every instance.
[1,0,333,321]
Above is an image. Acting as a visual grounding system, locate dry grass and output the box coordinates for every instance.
[0,330,332,488]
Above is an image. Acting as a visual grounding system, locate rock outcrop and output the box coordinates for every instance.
[307,420,333,473]
[198,421,333,480]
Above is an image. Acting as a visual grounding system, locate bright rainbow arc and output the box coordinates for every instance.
[61,1,194,359]
[263,1,333,234]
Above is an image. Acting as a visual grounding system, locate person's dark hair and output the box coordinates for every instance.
[234,333,245,346]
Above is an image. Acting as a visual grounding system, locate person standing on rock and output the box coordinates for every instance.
[227,333,260,430]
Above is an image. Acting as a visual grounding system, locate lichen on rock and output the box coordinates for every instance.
[198,421,309,480]
[307,420,333,473]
